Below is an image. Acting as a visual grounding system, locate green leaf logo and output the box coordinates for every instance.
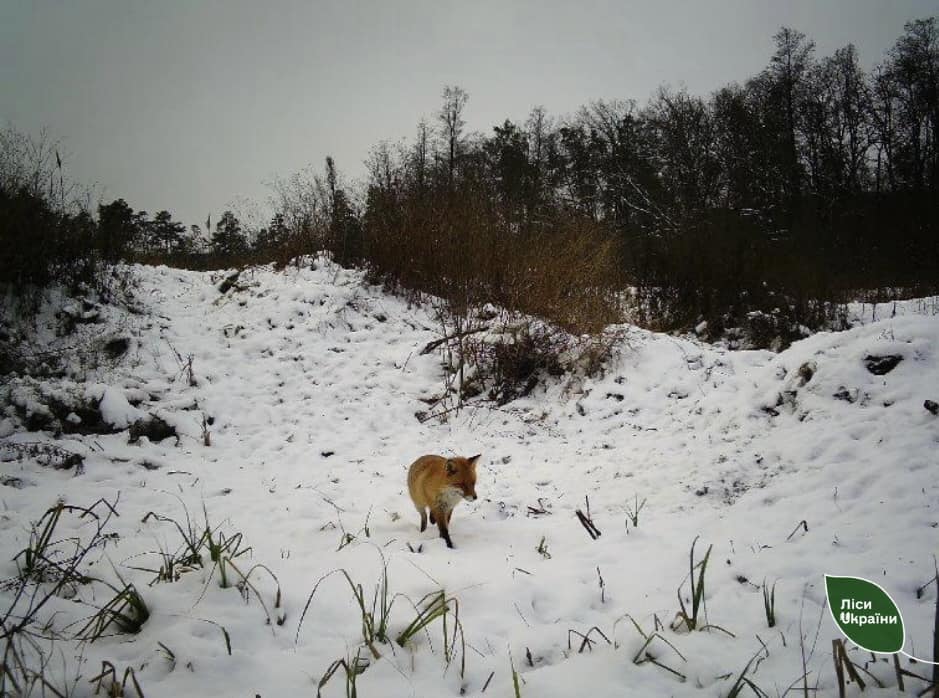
[825,575,905,653]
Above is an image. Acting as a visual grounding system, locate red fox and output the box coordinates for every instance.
[407,454,480,548]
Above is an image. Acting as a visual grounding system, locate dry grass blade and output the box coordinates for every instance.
[566,626,611,654]
[296,569,346,643]
[830,639,884,694]
[643,653,687,682]
[141,509,207,569]
[395,590,448,647]
[726,646,770,697]
[14,501,111,585]
[316,649,368,698]
[88,660,145,698]
[396,589,467,677]
[786,520,809,541]
[676,536,712,631]
[17,504,64,581]
[931,563,939,692]
[616,614,687,666]
[201,617,232,656]
[625,494,647,528]
[222,559,282,632]
[295,553,394,661]
[481,670,495,692]
[73,582,149,641]
[763,579,777,628]
[1,496,121,697]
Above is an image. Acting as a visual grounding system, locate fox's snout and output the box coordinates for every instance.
[464,492,477,502]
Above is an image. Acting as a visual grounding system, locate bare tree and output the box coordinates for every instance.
[438,85,469,188]
[266,165,329,242]
[413,119,430,195]
[0,125,90,213]
[526,106,553,223]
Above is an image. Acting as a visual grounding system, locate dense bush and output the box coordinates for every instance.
[0,186,100,292]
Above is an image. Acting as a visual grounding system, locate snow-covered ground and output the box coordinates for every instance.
[2,260,937,697]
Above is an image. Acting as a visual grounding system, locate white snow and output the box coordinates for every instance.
[89,384,145,430]
[1,259,937,697]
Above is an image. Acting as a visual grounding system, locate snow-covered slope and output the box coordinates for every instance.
[2,260,937,697]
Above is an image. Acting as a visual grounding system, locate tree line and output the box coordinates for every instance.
[2,18,936,343]
[0,124,262,289]
[341,19,939,339]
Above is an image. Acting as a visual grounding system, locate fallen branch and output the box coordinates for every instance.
[419,325,489,355]
[527,499,551,517]
[786,520,808,541]
[575,509,601,540]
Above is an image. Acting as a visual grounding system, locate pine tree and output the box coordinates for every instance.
[96,198,138,262]
[150,210,186,254]
[212,211,247,256]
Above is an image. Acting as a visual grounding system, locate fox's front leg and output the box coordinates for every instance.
[433,507,454,548]
[419,508,428,532]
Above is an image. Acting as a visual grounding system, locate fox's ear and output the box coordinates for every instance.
[467,454,481,467]
[446,459,457,475]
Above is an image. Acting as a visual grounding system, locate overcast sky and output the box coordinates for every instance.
[2,1,937,227]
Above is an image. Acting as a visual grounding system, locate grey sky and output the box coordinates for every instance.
[2,1,937,227]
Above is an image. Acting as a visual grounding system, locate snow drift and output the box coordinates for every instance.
[1,260,937,697]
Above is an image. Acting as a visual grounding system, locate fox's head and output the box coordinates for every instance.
[446,454,480,502]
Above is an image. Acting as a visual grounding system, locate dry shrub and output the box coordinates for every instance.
[464,323,566,405]
[364,186,622,332]
[504,218,622,336]
[268,228,324,270]
[459,321,623,406]
[361,185,625,405]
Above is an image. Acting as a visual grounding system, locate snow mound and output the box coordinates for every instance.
[89,384,146,429]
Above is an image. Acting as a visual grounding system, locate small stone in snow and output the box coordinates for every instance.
[797,361,816,385]
[104,337,130,358]
[129,415,177,443]
[925,400,939,415]
[832,387,856,403]
[863,354,902,375]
